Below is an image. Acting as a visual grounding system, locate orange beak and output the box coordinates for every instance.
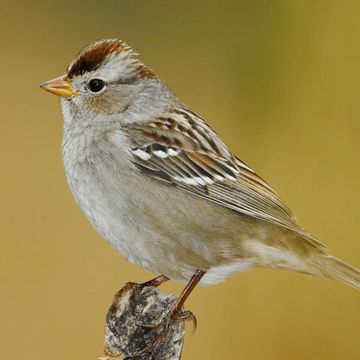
[40,76,77,97]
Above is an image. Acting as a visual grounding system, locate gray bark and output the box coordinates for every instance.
[102,282,185,360]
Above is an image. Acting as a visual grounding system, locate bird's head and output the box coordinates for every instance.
[40,39,159,123]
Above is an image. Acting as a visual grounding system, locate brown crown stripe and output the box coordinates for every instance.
[67,39,123,78]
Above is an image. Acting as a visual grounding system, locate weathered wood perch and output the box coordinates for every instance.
[102,282,186,360]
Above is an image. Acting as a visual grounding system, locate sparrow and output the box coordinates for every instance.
[40,38,360,337]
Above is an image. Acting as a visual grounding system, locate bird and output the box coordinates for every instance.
[40,38,360,340]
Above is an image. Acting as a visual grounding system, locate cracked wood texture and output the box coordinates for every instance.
[102,282,185,360]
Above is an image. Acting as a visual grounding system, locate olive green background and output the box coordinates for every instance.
[2,1,360,359]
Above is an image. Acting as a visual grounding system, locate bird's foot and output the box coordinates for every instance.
[109,282,140,312]
[135,308,196,356]
[110,276,169,312]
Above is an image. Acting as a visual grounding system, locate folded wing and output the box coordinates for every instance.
[124,107,323,247]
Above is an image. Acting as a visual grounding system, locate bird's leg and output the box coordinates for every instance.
[138,270,206,354]
[164,270,206,334]
[168,270,206,319]
[140,275,169,288]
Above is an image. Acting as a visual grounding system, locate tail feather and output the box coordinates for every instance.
[309,253,360,291]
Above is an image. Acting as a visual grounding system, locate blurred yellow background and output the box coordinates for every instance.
[1,1,360,359]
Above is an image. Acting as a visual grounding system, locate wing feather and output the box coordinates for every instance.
[123,110,323,247]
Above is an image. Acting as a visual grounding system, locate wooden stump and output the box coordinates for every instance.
[102,282,185,360]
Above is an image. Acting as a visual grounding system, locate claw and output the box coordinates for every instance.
[177,310,198,335]
[109,282,140,312]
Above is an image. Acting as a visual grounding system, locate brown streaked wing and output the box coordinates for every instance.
[125,116,323,247]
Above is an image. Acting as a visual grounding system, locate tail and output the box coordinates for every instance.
[309,253,360,291]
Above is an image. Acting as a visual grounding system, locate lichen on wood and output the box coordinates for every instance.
[102,282,185,360]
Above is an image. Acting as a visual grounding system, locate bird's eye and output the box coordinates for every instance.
[88,79,106,93]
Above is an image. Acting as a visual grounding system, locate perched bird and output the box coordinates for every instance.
[40,38,360,333]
